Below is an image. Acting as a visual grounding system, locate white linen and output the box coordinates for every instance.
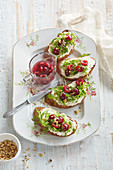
[57,8,113,78]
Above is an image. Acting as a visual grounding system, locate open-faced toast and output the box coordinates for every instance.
[45,30,76,61]
[45,79,90,108]
[33,107,78,137]
[57,56,96,80]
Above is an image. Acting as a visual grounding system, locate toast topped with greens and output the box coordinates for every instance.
[45,79,91,108]
[45,30,76,61]
[33,107,77,137]
[57,55,96,80]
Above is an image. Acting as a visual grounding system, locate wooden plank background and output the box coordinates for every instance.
[0,0,113,169]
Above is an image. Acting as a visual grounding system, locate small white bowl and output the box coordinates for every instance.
[0,133,21,163]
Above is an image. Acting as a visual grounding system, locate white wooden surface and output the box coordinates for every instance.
[0,0,113,169]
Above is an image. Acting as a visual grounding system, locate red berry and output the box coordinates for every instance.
[76,79,84,86]
[35,71,40,76]
[61,123,69,131]
[81,60,88,66]
[79,67,84,72]
[44,62,50,68]
[65,35,72,41]
[38,61,45,66]
[65,69,70,76]
[76,65,80,72]
[63,85,71,93]
[76,65,84,72]
[60,93,66,100]
[52,122,59,129]
[43,66,48,71]
[67,64,74,71]
[49,114,55,120]
[41,74,47,77]
[58,116,64,124]
[50,65,54,71]
[53,48,59,55]
[72,88,79,96]
[48,69,52,74]
[39,66,43,72]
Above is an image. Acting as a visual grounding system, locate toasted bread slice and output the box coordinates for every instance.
[45,96,85,109]
[45,80,89,108]
[45,30,75,61]
[33,107,78,137]
[57,56,96,80]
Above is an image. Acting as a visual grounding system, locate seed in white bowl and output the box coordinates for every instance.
[0,140,18,160]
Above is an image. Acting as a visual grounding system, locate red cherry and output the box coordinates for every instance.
[48,69,52,74]
[81,60,88,66]
[48,65,54,74]
[79,67,84,72]
[65,69,70,76]
[41,74,47,77]
[63,85,71,93]
[39,66,43,72]
[67,64,74,71]
[50,65,54,71]
[65,35,72,41]
[76,65,84,72]
[49,114,55,120]
[61,123,69,131]
[38,61,45,66]
[76,79,84,86]
[72,88,79,95]
[35,71,40,76]
[58,116,64,124]
[32,60,56,83]
[60,93,66,100]
[43,66,48,71]
[52,122,59,129]
[53,48,59,55]
[44,62,50,68]
[76,65,80,72]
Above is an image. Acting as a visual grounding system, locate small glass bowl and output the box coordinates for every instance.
[29,52,57,85]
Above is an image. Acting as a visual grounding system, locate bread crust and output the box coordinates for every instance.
[57,57,96,80]
[33,107,78,137]
[44,30,75,62]
[45,96,85,108]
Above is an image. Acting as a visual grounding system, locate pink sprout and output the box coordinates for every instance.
[76,38,81,43]
[33,130,39,136]
[91,91,96,96]
[87,92,90,95]
[30,41,34,46]
[87,86,96,96]
[82,123,87,129]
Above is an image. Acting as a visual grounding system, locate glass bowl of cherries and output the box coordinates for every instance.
[29,52,57,85]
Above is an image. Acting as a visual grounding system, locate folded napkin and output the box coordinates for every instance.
[57,8,113,78]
